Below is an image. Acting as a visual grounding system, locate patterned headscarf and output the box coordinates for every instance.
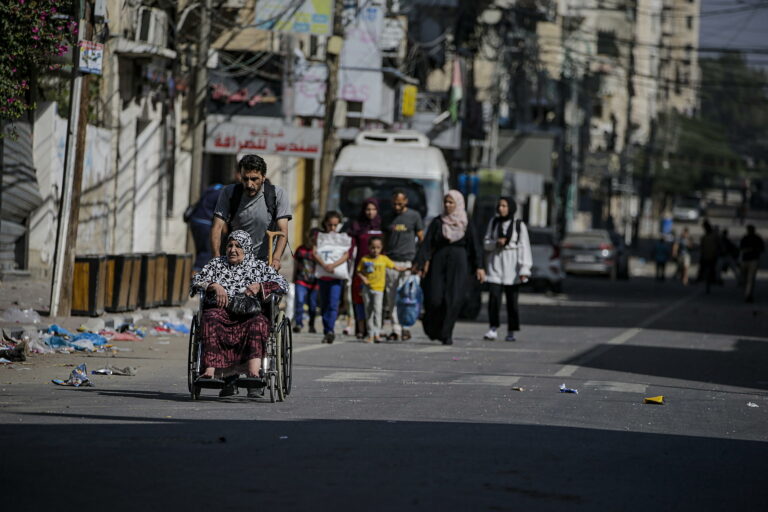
[191,230,287,297]
[228,230,253,254]
[440,189,468,243]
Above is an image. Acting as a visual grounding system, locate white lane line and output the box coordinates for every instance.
[293,344,328,354]
[584,380,647,394]
[317,371,389,383]
[452,375,521,386]
[554,291,699,378]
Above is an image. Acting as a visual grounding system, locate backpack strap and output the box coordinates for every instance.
[227,183,244,225]
[263,179,278,230]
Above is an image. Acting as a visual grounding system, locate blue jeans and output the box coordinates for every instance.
[318,279,343,334]
[294,283,318,328]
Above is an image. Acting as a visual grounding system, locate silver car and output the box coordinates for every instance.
[528,227,565,293]
[561,230,619,278]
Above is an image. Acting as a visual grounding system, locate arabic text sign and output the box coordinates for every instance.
[254,0,333,35]
[78,41,103,75]
[206,117,323,159]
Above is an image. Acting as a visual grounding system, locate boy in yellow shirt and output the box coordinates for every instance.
[356,237,409,343]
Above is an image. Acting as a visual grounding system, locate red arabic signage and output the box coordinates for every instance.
[206,116,323,159]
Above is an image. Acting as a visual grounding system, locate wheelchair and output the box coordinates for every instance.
[187,231,293,402]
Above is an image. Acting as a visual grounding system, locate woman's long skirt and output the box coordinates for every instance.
[201,307,268,368]
[421,245,468,342]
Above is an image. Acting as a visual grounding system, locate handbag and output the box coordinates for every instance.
[226,293,262,316]
[204,291,261,315]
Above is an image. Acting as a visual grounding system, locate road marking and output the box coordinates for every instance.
[584,381,647,393]
[293,344,328,354]
[554,291,699,378]
[417,346,454,353]
[452,375,521,386]
[317,371,389,383]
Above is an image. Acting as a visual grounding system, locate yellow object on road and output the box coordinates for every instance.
[644,396,664,405]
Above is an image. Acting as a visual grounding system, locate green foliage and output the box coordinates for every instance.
[699,53,768,166]
[0,0,75,127]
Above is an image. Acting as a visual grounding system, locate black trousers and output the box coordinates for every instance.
[488,283,520,331]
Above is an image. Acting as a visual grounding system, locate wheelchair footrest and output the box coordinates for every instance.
[236,377,266,389]
[194,377,226,389]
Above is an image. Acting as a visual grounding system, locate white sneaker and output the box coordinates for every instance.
[483,328,498,340]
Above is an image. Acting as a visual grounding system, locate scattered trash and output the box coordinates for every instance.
[644,396,665,405]
[747,402,759,408]
[52,364,93,387]
[91,365,136,376]
[0,358,11,364]
[2,307,41,324]
[559,383,578,394]
[103,331,143,342]
[151,322,189,336]
[156,340,170,345]
[48,324,75,337]
[279,436,288,440]
[28,337,54,354]
[511,386,524,392]
[0,340,28,362]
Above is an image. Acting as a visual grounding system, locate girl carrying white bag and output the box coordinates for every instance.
[315,231,353,280]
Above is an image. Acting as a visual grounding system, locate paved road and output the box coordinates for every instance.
[1,274,766,511]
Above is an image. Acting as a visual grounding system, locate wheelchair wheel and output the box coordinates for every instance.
[274,313,286,402]
[187,314,202,400]
[268,373,277,403]
[281,317,293,396]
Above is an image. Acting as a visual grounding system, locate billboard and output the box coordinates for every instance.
[254,0,334,35]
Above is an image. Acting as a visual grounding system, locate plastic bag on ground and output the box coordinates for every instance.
[3,307,42,324]
[396,275,423,328]
[52,364,93,387]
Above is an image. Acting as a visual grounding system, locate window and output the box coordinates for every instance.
[597,31,620,58]
[686,16,693,30]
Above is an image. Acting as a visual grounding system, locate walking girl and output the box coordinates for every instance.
[415,190,485,345]
[482,197,532,342]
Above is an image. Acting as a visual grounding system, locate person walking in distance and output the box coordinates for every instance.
[673,228,693,285]
[292,228,320,334]
[414,190,485,345]
[383,190,424,341]
[314,211,352,344]
[210,154,291,269]
[356,237,410,343]
[346,198,384,339]
[185,183,224,272]
[653,235,671,282]
[699,222,720,294]
[740,225,765,303]
[482,197,532,342]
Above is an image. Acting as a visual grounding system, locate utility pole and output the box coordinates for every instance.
[189,0,212,209]
[318,0,344,215]
[50,0,92,317]
[619,27,635,244]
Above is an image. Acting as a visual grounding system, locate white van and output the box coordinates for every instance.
[327,131,449,221]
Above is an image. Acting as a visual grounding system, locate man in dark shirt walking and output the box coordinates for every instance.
[740,225,765,303]
[383,190,424,340]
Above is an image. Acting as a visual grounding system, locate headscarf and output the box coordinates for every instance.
[348,198,382,237]
[440,189,468,243]
[491,196,517,241]
[228,230,253,254]
[191,230,287,297]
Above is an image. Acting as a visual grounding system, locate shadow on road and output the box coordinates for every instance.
[561,338,768,390]
[2,414,765,511]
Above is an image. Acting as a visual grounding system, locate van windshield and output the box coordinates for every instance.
[330,176,443,220]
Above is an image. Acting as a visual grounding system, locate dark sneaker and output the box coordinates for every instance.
[292,325,302,334]
[441,337,453,345]
[505,334,517,342]
[402,330,412,341]
[323,333,335,344]
[308,326,317,334]
[218,375,239,397]
[387,332,399,341]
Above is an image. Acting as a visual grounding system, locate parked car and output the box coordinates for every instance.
[528,227,565,293]
[561,229,629,280]
[672,197,702,222]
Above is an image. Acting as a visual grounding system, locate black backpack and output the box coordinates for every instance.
[227,179,278,260]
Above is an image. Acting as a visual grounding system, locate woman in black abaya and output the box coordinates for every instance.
[414,190,485,345]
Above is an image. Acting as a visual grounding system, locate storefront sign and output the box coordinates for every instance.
[254,0,333,35]
[206,116,323,159]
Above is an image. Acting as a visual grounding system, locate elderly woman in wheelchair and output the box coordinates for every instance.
[191,230,287,398]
